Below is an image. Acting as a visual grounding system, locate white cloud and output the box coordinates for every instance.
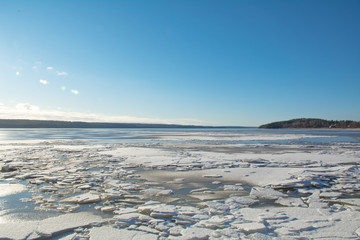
[0,103,208,125]
[15,103,40,112]
[40,79,48,85]
[47,66,53,70]
[56,71,68,76]
[70,89,79,95]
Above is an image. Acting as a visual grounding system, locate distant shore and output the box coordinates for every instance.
[260,118,360,129]
[0,119,247,129]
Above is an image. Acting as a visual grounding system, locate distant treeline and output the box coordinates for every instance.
[0,119,204,128]
[260,118,360,129]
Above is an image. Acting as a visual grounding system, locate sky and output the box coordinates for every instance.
[0,0,359,126]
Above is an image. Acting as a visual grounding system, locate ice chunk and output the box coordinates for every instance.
[250,187,287,200]
[180,226,214,239]
[248,232,274,240]
[0,212,103,239]
[113,207,137,215]
[197,215,234,229]
[319,191,342,198]
[190,187,210,193]
[140,188,173,197]
[331,198,360,207]
[189,192,220,201]
[100,206,115,212]
[39,186,58,192]
[169,226,185,236]
[356,227,360,237]
[203,201,230,214]
[275,197,307,207]
[156,189,173,196]
[37,212,104,237]
[225,196,259,209]
[136,225,160,234]
[0,222,38,239]
[114,213,142,221]
[89,226,158,240]
[60,192,101,204]
[1,164,17,172]
[223,184,245,191]
[232,222,267,233]
[138,204,177,218]
[203,174,222,178]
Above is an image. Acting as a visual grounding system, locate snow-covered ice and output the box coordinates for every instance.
[0,183,27,197]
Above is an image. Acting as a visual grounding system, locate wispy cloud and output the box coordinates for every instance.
[0,103,208,125]
[47,66,53,70]
[56,71,68,76]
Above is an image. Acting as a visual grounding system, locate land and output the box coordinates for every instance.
[0,129,360,239]
[260,118,360,129]
[0,119,205,128]
[0,119,248,129]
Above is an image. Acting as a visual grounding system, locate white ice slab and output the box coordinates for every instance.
[0,183,27,197]
[60,192,101,204]
[0,212,103,240]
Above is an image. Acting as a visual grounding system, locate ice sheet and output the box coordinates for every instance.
[0,129,359,239]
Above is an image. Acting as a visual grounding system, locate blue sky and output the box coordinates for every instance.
[0,0,359,126]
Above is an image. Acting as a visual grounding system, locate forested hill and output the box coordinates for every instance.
[260,118,360,129]
[0,119,204,128]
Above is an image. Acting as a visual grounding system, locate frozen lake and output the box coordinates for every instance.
[0,128,360,239]
[0,127,359,144]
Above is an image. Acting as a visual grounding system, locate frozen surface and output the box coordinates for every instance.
[0,183,27,197]
[0,128,359,239]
